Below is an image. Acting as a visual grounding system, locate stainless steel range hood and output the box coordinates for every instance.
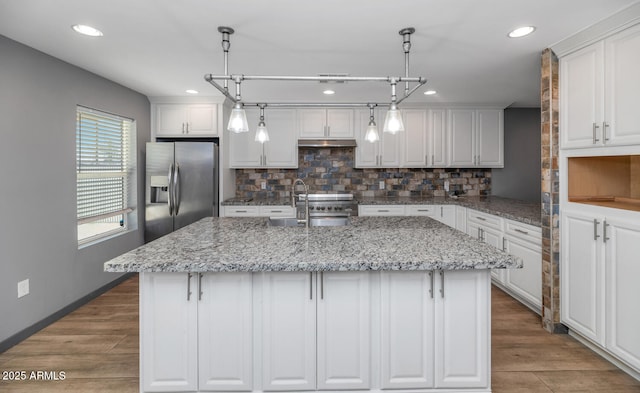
[297,139,357,148]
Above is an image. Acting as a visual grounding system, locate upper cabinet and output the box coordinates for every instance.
[229,108,298,168]
[560,23,640,149]
[154,104,219,137]
[402,109,428,167]
[298,109,354,139]
[428,109,447,167]
[354,109,401,168]
[448,109,503,168]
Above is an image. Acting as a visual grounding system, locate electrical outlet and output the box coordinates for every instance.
[444,180,450,192]
[379,180,385,190]
[17,279,29,298]
[261,181,267,190]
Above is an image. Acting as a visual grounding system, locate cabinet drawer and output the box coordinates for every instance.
[467,209,503,230]
[504,219,541,245]
[358,205,406,216]
[224,206,260,217]
[406,205,436,216]
[260,206,296,217]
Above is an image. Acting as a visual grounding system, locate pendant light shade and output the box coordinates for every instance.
[365,105,380,143]
[254,104,270,143]
[383,104,404,134]
[227,102,249,133]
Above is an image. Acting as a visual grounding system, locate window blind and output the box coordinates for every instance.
[76,107,134,241]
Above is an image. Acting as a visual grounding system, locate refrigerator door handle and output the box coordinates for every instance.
[168,163,175,216]
[174,163,181,215]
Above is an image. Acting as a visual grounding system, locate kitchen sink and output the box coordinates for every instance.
[267,217,350,227]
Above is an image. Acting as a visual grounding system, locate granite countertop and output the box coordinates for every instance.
[104,216,521,273]
[222,195,541,227]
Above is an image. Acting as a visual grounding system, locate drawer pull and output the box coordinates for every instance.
[236,210,247,213]
[417,209,430,212]
[514,228,529,235]
[476,216,486,221]
[270,210,282,213]
[378,209,390,212]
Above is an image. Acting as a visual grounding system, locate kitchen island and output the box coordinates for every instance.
[105,216,521,393]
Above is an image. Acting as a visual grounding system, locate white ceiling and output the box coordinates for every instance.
[1,0,638,107]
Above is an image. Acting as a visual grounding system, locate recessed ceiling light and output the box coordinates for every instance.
[424,90,437,95]
[323,89,335,95]
[186,89,199,94]
[72,24,103,37]
[508,26,535,38]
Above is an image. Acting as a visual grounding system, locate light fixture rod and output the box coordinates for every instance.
[205,73,425,83]
[218,26,234,92]
[205,77,237,103]
[399,27,415,97]
[396,79,427,105]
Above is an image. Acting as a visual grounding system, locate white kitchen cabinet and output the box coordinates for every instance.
[223,205,295,218]
[402,109,428,167]
[141,273,198,392]
[298,109,354,139]
[380,271,435,389]
[433,205,456,228]
[198,273,253,391]
[455,205,467,233]
[355,109,401,168]
[560,23,640,149]
[261,272,316,391]
[427,109,447,167]
[467,210,505,285]
[448,109,504,168]
[358,205,405,216]
[405,205,436,217]
[140,272,253,393]
[155,104,218,137]
[360,204,458,230]
[503,220,542,313]
[229,108,297,168]
[261,271,371,392]
[435,270,490,389]
[316,272,370,390]
[381,270,490,390]
[561,209,604,345]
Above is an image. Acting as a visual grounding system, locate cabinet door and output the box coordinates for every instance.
[379,111,401,167]
[435,270,490,389]
[434,205,456,228]
[156,104,187,137]
[186,105,217,136]
[604,24,640,146]
[402,109,428,167]
[355,109,379,168]
[605,217,640,370]
[455,206,467,233]
[264,109,298,168]
[317,272,370,390]
[262,272,316,391]
[381,271,434,389]
[477,109,503,167]
[559,42,604,149]
[199,273,253,391]
[504,236,542,312]
[141,273,198,392]
[298,109,326,138]
[428,109,447,167]
[228,107,262,168]
[561,210,604,345]
[448,109,476,167]
[326,109,354,138]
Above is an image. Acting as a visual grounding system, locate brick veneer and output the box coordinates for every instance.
[235,147,491,199]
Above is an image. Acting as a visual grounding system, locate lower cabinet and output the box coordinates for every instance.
[381,270,490,390]
[141,270,490,393]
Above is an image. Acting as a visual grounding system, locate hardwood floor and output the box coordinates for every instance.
[1,275,638,392]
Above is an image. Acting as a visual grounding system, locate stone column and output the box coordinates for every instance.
[540,49,565,333]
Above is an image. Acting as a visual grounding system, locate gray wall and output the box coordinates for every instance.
[492,108,541,203]
[0,35,150,343]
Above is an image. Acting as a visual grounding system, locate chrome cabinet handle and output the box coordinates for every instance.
[235,210,247,213]
[439,271,445,298]
[187,273,193,301]
[198,273,203,301]
[502,237,507,251]
[593,123,600,144]
[603,220,610,243]
[185,122,189,134]
[593,219,600,241]
[173,164,181,215]
[309,272,313,300]
[514,228,529,235]
[378,209,390,213]
[271,210,282,213]
[428,271,434,298]
[476,216,486,221]
[432,155,435,166]
[440,206,443,217]
[477,227,481,240]
[182,122,185,134]
[320,272,324,300]
[603,122,610,142]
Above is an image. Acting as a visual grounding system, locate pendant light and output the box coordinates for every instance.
[255,104,270,143]
[227,79,249,132]
[383,80,404,134]
[364,104,380,143]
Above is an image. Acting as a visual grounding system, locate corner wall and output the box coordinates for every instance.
[0,35,150,345]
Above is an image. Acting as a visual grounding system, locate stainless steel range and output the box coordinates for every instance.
[296,193,358,226]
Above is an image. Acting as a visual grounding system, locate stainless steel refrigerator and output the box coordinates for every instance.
[145,142,218,242]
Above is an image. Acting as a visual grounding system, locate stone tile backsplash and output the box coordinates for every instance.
[235,147,491,199]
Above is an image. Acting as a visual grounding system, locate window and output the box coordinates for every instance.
[76,106,136,244]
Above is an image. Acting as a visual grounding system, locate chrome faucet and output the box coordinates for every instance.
[291,178,310,228]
